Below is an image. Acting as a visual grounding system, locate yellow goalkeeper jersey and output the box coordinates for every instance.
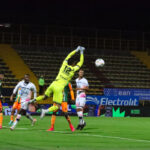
[55,50,84,87]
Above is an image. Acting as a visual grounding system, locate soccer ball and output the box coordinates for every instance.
[95,58,105,67]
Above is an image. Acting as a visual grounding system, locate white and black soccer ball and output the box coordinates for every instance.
[95,58,105,67]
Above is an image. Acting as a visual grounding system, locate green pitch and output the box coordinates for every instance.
[1,116,150,150]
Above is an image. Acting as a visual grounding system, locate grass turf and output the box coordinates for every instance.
[1,116,150,150]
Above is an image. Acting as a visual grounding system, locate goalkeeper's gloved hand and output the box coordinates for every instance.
[80,46,85,54]
[76,46,82,52]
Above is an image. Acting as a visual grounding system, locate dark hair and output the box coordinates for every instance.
[68,55,79,66]
[24,74,30,77]
[68,59,77,66]
[79,68,84,72]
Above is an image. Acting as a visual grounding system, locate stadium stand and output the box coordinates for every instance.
[90,53,150,88]
[14,45,150,96]
[0,44,39,90]
[0,58,18,88]
[0,57,18,100]
[14,46,104,95]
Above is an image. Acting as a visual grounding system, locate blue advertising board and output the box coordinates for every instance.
[99,96,139,106]
[86,95,101,105]
[104,88,150,100]
[86,95,139,106]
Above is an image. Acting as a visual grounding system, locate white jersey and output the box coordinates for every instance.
[13,80,37,103]
[75,77,89,96]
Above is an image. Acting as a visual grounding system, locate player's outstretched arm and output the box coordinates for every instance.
[63,46,81,64]
[74,47,85,71]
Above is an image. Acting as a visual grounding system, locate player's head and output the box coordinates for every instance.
[68,55,79,66]
[24,74,30,83]
[0,73,4,80]
[78,69,84,78]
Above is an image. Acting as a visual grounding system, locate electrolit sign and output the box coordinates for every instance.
[86,95,139,106]
[99,96,139,106]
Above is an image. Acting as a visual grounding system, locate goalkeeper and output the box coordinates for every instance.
[48,82,75,132]
[33,46,85,125]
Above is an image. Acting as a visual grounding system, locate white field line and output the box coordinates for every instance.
[53,131,150,143]
[2,126,150,143]
[3,126,28,130]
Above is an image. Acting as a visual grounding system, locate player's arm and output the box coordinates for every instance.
[62,46,81,65]
[10,82,20,101]
[76,80,89,91]
[68,83,75,101]
[76,86,89,91]
[32,84,37,99]
[73,47,85,71]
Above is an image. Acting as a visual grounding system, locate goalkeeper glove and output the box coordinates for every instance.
[76,46,82,52]
[80,46,85,54]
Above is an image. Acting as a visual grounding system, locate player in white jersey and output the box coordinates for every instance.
[10,74,37,130]
[75,69,89,130]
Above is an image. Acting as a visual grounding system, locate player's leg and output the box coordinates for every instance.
[21,101,36,126]
[40,84,63,119]
[0,101,3,129]
[25,111,37,126]
[62,102,75,132]
[36,83,53,102]
[9,102,18,125]
[47,112,57,131]
[10,108,22,130]
[41,102,61,119]
[76,96,86,130]
[10,101,30,130]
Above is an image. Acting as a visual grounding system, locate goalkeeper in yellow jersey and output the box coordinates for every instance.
[48,82,75,132]
[32,46,85,126]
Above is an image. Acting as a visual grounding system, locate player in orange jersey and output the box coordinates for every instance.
[0,73,4,129]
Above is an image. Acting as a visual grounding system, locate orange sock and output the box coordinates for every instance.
[66,116,71,125]
[0,113,3,126]
[10,115,14,121]
[51,115,56,128]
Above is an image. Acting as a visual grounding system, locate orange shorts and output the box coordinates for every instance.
[12,101,21,110]
[61,102,68,113]
[0,100,2,111]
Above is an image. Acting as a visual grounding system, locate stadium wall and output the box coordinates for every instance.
[131,51,150,69]
[0,44,39,91]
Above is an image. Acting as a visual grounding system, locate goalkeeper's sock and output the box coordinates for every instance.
[51,115,56,128]
[36,95,45,101]
[0,113,3,127]
[48,105,59,112]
